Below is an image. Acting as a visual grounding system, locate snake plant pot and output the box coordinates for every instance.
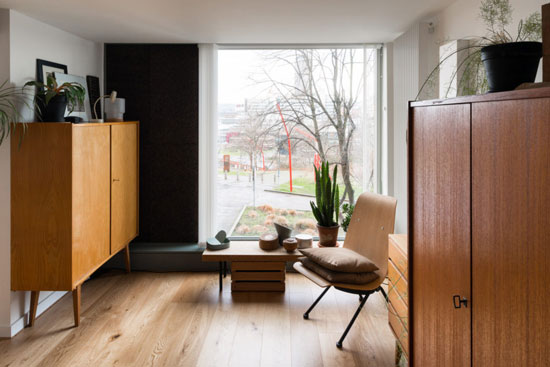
[317,224,339,247]
[40,94,67,122]
[481,42,542,93]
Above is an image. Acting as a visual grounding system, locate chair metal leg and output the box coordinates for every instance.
[337,292,370,348]
[303,286,331,320]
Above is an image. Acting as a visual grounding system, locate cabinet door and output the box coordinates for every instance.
[111,124,138,254]
[472,100,550,366]
[409,104,471,367]
[72,126,111,285]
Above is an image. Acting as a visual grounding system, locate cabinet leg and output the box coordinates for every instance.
[28,291,39,327]
[73,285,81,327]
[124,244,131,273]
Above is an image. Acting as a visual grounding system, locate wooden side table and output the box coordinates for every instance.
[202,241,302,292]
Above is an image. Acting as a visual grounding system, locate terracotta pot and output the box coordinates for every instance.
[316,224,339,247]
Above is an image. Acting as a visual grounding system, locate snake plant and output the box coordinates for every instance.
[310,161,339,227]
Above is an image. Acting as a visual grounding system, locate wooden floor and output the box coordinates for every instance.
[0,271,396,367]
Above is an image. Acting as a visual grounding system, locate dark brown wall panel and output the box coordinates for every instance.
[105,44,199,242]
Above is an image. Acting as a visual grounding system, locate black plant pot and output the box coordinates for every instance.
[481,42,542,93]
[39,94,67,122]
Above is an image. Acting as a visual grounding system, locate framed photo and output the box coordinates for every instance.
[36,59,67,84]
[54,73,92,121]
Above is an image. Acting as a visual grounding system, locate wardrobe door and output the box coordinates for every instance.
[472,100,550,366]
[111,123,139,254]
[409,104,471,367]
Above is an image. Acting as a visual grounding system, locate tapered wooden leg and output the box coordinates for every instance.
[124,244,131,273]
[73,285,81,327]
[28,291,39,327]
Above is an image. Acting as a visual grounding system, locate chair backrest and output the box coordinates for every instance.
[343,192,397,279]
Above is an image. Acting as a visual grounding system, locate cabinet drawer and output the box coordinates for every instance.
[388,283,408,330]
[389,236,408,281]
[388,261,408,305]
[388,301,409,357]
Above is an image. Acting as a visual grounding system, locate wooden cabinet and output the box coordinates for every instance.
[388,234,409,362]
[111,124,139,254]
[11,122,139,327]
[408,89,550,366]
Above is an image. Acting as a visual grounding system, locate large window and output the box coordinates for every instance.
[216,46,380,238]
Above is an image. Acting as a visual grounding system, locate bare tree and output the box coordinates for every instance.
[228,110,278,172]
[257,49,370,204]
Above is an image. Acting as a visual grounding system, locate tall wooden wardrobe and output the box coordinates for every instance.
[11,122,139,327]
[408,88,550,366]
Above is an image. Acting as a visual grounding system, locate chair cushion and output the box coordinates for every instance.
[299,247,379,273]
[299,257,379,285]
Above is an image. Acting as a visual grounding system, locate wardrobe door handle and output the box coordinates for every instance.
[113,178,120,182]
[453,295,468,309]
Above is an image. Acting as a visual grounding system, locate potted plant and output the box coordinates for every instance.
[310,161,340,247]
[24,75,85,122]
[418,0,542,98]
[340,203,355,232]
[0,80,34,145]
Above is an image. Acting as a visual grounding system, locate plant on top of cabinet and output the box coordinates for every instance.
[25,74,85,122]
[418,0,543,99]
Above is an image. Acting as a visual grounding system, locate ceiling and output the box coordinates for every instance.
[0,0,455,44]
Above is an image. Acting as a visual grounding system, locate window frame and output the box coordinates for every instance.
[199,44,384,242]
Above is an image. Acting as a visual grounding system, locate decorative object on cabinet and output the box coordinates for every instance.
[91,91,117,122]
[408,88,550,366]
[86,75,101,119]
[11,121,139,327]
[418,0,543,99]
[105,96,125,122]
[310,161,340,247]
[36,59,67,84]
[388,234,408,365]
[24,75,86,122]
[294,192,396,348]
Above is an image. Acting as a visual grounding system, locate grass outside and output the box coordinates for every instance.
[232,205,317,237]
[274,177,361,198]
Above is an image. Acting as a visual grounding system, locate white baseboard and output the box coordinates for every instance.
[0,291,67,338]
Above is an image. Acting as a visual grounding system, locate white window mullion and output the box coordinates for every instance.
[198,44,218,243]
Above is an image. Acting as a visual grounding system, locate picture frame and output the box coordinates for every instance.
[36,59,67,84]
[54,72,92,121]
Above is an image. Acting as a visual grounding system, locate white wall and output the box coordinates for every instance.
[389,22,438,234]
[388,0,546,234]
[0,9,102,338]
[0,8,11,334]
[436,0,546,42]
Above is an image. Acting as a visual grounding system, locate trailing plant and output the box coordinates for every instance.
[0,80,33,146]
[24,74,85,114]
[417,0,542,100]
[340,203,355,232]
[310,161,339,227]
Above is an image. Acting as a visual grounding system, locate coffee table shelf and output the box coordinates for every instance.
[202,241,303,292]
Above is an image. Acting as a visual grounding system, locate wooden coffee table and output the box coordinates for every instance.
[202,241,303,292]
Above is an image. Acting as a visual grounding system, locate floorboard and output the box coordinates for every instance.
[0,271,395,367]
